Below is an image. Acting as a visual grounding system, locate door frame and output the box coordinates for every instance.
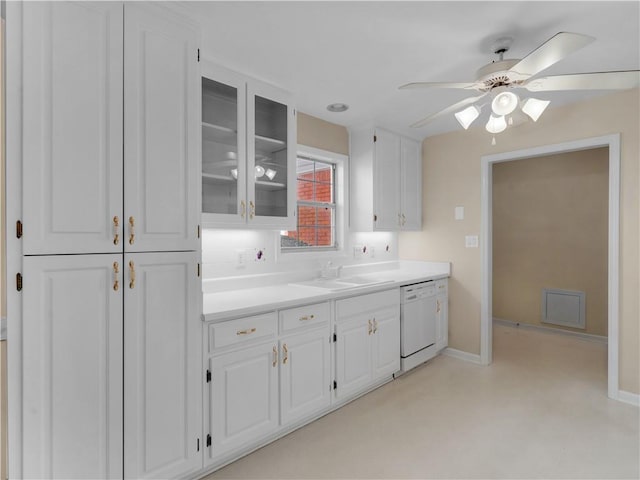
[480,134,620,400]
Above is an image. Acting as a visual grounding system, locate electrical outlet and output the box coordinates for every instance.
[353,245,366,259]
[254,248,266,262]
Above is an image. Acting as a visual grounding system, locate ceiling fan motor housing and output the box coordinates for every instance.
[476,59,522,91]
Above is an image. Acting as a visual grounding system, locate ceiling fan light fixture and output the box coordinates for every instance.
[491,90,519,116]
[454,105,481,129]
[522,98,550,122]
[486,114,507,134]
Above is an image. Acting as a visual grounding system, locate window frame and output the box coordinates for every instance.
[277,145,348,260]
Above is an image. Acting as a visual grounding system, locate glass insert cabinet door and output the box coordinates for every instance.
[247,82,296,228]
[201,67,246,224]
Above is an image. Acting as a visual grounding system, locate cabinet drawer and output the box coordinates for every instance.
[209,312,277,352]
[435,279,448,295]
[336,288,399,320]
[279,302,329,333]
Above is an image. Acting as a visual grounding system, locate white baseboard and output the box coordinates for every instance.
[493,317,607,344]
[442,347,482,364]
[616,390,640,407]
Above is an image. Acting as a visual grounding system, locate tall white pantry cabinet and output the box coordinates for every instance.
[7,2,202,479]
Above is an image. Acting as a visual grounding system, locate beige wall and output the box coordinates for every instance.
[399,88,639,394]
[297,112,349,155]
[492,148,609,336]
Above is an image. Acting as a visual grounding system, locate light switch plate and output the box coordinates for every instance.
[465,235,479,248]
[455,206,464,220]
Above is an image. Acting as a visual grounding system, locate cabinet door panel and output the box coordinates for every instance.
[436,292,449,351]
[400,137,422,230]
[22,254,122,479]
[280,329,331,426]
[335,316,372,400]
[210,342,279,459]
[373,128,400,231]
[124,4,199,252]
[124,252,201,479]
[372,309,401,380]
[22,2,123,255]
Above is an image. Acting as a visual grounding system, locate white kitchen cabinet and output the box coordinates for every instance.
[371,308,401,381]
[335,289,400,400]
[350,127,422,232]
[21,2,123,255]
[124,251,202,479]
[279,328,331,426]
[201,61,296,229]
[124,3,201,253]
[335,313,373,399]
[21,254,123,479]
[209,341,279,459]
[435,279,449,351]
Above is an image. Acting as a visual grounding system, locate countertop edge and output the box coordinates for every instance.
[202,272,449,323]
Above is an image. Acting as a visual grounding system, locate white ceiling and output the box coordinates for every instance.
[185,1,640,141]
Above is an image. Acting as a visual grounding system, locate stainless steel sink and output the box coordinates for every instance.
[289,276,393,291]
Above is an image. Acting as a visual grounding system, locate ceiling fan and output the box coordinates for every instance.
[401,32,640,133]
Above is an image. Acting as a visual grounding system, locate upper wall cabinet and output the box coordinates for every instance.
[21,2,200,256]
[201,61,296,229]
[350,128,422,232]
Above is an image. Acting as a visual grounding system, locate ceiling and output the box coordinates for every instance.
[185,1,640,141]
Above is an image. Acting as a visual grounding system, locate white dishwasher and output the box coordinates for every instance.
[400,281,438,373]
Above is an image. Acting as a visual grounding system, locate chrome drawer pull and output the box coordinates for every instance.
[299,314,315,321]
[236,327,257,336]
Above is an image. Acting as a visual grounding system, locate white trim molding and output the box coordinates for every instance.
[442,348,483,365]
[481,134,621,402]
[493,317,607,344]
[615,390,640,407]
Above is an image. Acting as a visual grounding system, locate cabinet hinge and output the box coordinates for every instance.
[16,220,23,239]
[374,135,377,143]
[206,434,211,447]
[206,369,211,383]
[197,263,201,277]
[333,380,337,390]
[16,273,23,292]
[333,333,337,343]
[197,225,201,238]
[197,48,200,62]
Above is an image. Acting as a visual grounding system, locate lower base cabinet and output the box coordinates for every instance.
[335,289,400,400]
[209,341,280,459]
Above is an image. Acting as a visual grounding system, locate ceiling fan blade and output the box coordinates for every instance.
[399,82,480,90]
[410,93,487,128]
[508,32,595,79]
[524,70,640,91]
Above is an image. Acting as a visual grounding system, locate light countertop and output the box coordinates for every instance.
[202,261,450,323]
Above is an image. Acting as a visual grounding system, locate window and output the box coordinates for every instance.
[281,156,337,250]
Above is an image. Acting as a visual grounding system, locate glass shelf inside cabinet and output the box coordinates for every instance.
[202,77,240,215]
[254,95,288,217]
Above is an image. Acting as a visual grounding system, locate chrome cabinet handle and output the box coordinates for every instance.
[236,327,256,336]
[299,314,315,322]
[282,344,288,364]
[249,201,255,219]
[373,318,378,334]
[272,345,278,367]
[113,216,120,245]
[437,300,441,313]
[240,200,246,218]
[368,319,373,335]
[129,260,135,289]
[401,214,406,226]
[113,261,119,291]
[398,213,402,226]
[128,216,135,245]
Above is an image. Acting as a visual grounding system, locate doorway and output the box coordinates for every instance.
[480,135,620,400]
